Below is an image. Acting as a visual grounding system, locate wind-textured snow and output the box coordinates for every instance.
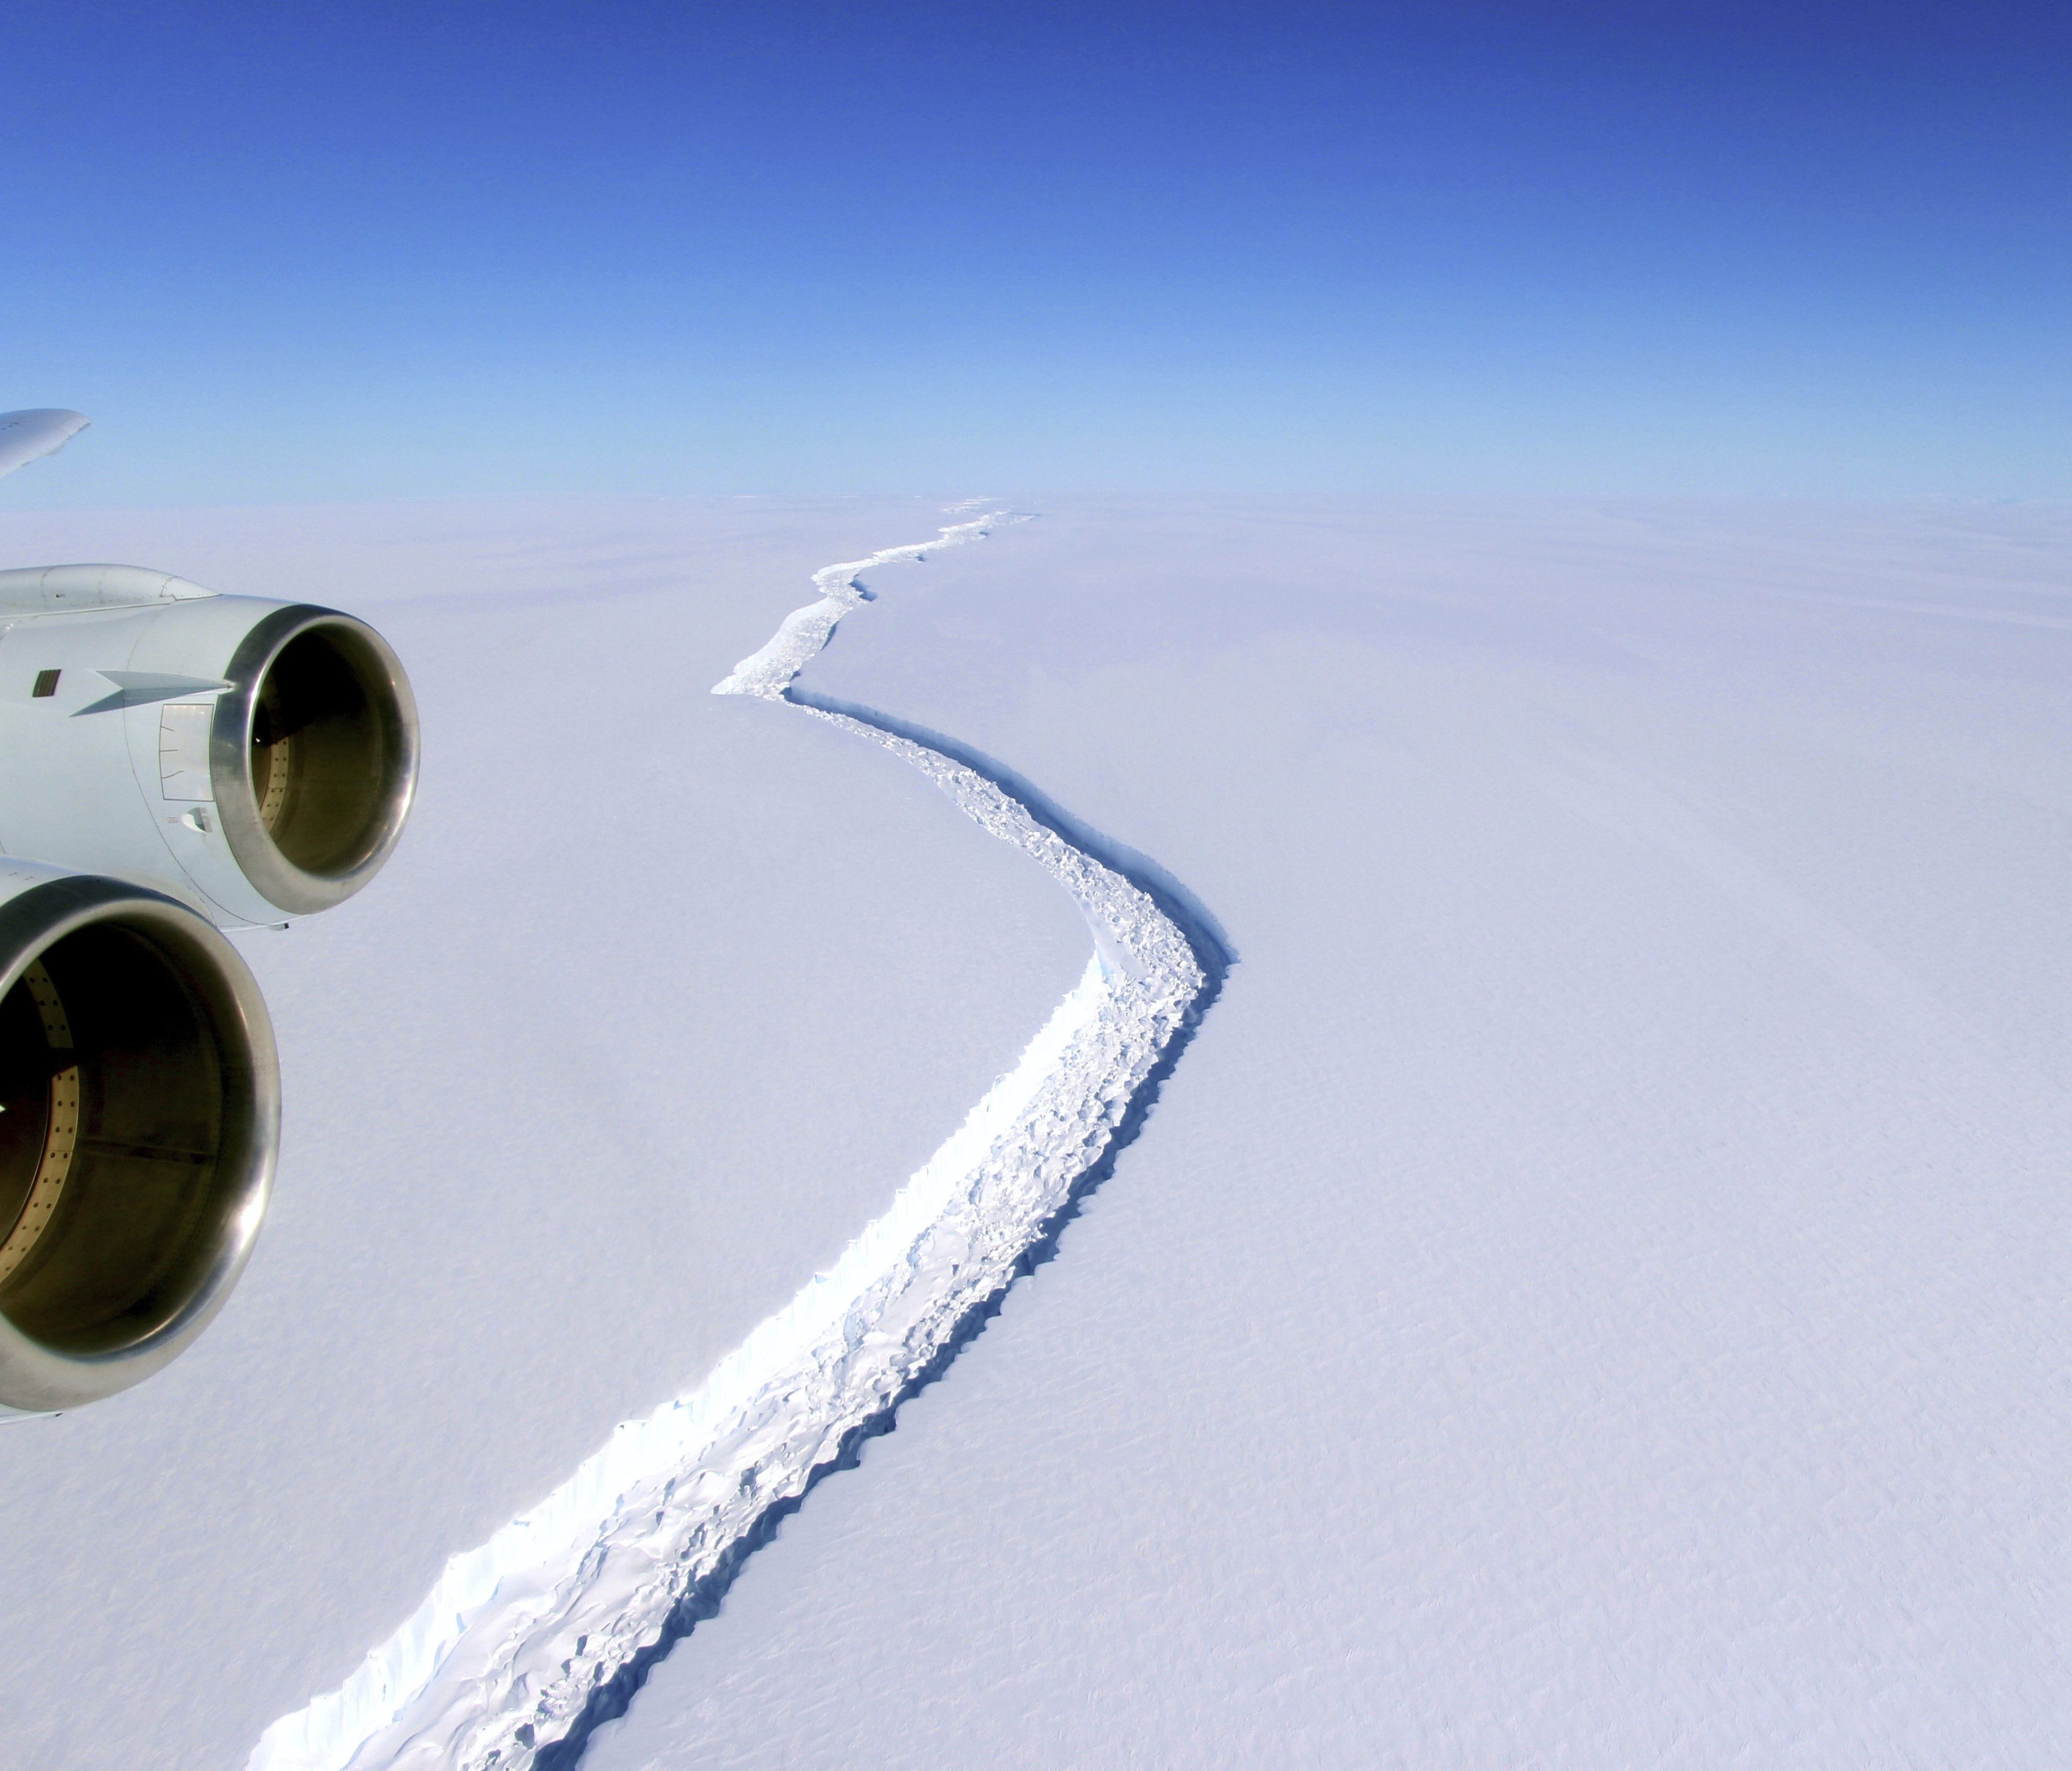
[586,495,2072,1771]
[248,514,1208,1771]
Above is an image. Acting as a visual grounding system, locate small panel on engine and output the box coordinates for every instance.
[158,703,215,802]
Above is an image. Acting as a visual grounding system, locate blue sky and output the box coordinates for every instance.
[6,1,2066,503]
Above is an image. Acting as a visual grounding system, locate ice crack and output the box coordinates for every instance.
[250,512,1221,1771]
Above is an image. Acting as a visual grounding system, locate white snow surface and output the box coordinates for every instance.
[583,496,2072,1769]
[245,510,1206,1770]
[2,493,2068,1769]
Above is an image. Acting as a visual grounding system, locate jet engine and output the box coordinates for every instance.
[0,865,278,1412]
[0,417,419,1414]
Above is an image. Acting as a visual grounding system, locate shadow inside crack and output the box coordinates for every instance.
[535,715,1231,1770]
[790,686,1237,974]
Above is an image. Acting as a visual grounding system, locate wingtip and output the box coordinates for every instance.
[0,409,92,482]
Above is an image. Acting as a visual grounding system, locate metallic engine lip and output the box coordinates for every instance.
[0,874,279,1414]
[210,603,421,917]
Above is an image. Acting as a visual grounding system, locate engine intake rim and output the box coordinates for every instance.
[0,875,277,1413]
[211,604,420,916]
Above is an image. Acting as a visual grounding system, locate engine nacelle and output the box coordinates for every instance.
[0,562,417,1413]
[0,565,419,926]
[0,863,277,1414]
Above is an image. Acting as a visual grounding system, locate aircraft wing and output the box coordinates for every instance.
[0,409,89,480]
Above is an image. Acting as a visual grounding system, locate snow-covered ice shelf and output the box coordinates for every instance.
[249,515,1218,1770]
[11,493,2067,1771]
[585,494,2072,1771]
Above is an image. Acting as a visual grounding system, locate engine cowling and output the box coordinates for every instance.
[0,565,418,1413]
[0,565,419,926]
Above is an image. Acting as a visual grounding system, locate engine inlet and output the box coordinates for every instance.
[213,606,420,916]
[0,876,277,1412]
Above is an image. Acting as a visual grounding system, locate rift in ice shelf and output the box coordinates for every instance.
[0,412,419,1417]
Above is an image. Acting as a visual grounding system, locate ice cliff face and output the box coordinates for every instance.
[251,514,1216,1771]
